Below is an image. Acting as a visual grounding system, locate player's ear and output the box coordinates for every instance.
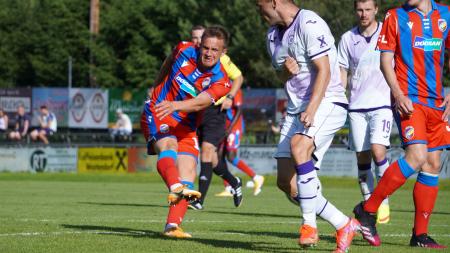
[222,47,228,55]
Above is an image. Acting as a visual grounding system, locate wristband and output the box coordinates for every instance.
[226,94,234,100]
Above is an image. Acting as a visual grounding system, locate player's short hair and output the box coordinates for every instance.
[40,105,47,110]
[354,0,378,9]
[202,25,230,48]
[191,25,205,32]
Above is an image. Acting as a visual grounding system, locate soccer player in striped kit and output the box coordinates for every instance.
[141,26,232,238]
[353,0,449,248]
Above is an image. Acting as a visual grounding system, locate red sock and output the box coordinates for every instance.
[413,180,438,235]
[157,157,180,189]
[235,159,256,178]
[167,199,188,225]
[364,160,411,213]
[223,180,230,187]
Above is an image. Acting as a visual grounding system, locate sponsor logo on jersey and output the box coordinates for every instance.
[438,19,447,32]
[160,124,169,133]
[405,126,414,140]
[181,60,189,68]
[306,20,317,24]
[175,74,197,97]
[413,36,443,51]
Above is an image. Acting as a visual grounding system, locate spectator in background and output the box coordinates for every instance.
[9,105,30,141]
[30,105,57,145]
[0,108,8,134]
[110,108,132,141]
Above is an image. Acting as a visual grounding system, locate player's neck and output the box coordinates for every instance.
[358,21,378,37]
[279,5,300,27]
[415,0,432,16]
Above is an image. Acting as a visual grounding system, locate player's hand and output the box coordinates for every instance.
[394,94,414,118]
[221,97,232,111]
[300,109,315,128]
[155,100,177,119]
[283,57,300,77]
[439,94,450,122]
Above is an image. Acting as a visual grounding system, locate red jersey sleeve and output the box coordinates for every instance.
[204,78,231,104]
[233,89,243,107]
[377,10,398,52]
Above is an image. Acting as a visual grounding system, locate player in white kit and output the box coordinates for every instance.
[337,0,392,224]
[256,1,360,252]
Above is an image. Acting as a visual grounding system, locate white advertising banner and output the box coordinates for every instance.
[69,88,109,129]
[236,146,450,178]
[28,148,78,172]
[0,148,29,172]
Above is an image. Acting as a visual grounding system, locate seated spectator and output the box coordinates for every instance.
[0,108,8,134]
[9,105,30,141]
[30,105,57,145]
[110,108,132,141]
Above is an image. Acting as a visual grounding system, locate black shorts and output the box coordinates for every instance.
[197,105,226,147]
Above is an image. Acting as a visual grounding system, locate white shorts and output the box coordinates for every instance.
[274,100,347,169]
[348,108,393,152]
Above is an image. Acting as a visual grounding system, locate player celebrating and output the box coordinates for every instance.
[189,25,247,210]
[257,1,360,252]
[353,0,449,248]
[338,0,392,224]
[216,89,265,197]
[141,26,231,238]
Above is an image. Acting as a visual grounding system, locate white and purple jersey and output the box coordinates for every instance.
[337,22,391,111]
[266,9,347,115]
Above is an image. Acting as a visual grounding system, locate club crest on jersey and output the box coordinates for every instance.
[413,36,442,51]
[160,124,169,133]
[405,126,414,140]
[201,77,211,89]
[175,74,197,97]
[438,19,447,32]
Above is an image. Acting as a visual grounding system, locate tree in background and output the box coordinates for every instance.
[0,0,448,88]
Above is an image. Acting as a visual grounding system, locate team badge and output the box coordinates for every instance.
[404,126,414,140]
[438,19,447,32]
[160,124,169,133]
[202,77,211,89]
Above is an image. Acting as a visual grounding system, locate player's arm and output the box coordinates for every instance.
[301,55,330,127]
[221,56,244,110]
[439,48,450,121]
[155,92,215,119]
[380,52,413,117]
[226,106,242,135]
[340,67,348,89]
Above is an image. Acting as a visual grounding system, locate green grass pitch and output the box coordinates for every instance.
[0,173,449,253]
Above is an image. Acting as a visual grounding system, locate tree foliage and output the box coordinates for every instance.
[0,0,448,88]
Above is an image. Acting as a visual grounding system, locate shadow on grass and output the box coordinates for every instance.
[78,201,166,208]
[203,209,298,219]
[391,209,450,215]
[60,224,310,252]
[224,229,335,243]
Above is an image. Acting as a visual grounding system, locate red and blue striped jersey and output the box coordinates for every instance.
[151,41,231,127]
[377,0,450,110]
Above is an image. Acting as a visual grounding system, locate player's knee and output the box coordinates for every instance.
[290,135,314,161]
[405,149,427,169]
[371,145,386,162]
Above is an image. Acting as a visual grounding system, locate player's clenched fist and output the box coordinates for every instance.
[283,56,300,77]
